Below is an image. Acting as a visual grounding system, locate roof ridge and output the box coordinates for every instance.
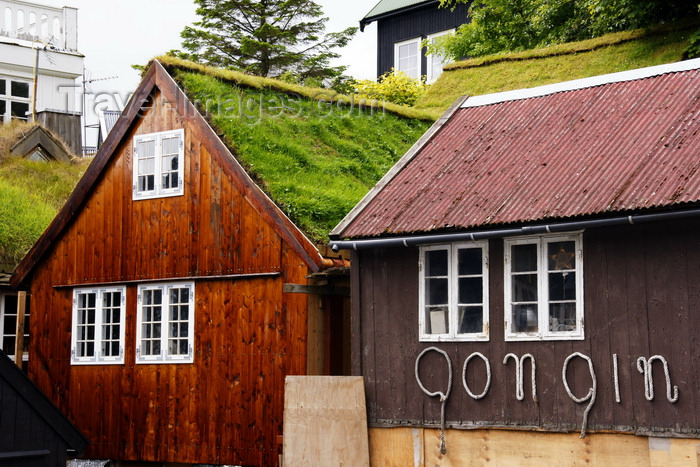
[462,57,700,108]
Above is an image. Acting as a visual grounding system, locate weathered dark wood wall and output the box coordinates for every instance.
[351,218,699,436]
[375,2,471,77]
[27,89,310,466]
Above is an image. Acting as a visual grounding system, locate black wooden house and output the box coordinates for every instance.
[331,59,700,465]
[360,0,470,83]
[0,350,87,466]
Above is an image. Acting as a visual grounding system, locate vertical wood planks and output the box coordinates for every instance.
[25,89,315,466]
[353,220,699,436]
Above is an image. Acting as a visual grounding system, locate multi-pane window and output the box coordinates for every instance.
[71,287,126,364]
[0,293,29,362]
[426,30,454,84]
[136,282,194,363]
[394,38,421,80]
[0,78,30,122]
[419,242,489,341]
[133,129,184,200]
[504,233,584,340]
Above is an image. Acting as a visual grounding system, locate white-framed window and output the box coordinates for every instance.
[0,77,31,122]
[426,30,454,84]
[71,286,126,365]
[0,293,29,362]
[504,233,584,341]
[419,242,489,341]
[136,282,194,364]
[133,129,184,200]
[394,37,421,80]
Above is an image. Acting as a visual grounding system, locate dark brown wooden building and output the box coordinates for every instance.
[331,59,700,465]
[11,60,348,466]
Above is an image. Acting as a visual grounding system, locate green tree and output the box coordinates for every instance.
[433,0,698,59]
[177,0,356,81]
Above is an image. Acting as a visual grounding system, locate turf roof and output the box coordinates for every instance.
[156,56,433,242]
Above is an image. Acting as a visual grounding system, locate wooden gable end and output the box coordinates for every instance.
[12,60,322,289]
[33,86,291,285]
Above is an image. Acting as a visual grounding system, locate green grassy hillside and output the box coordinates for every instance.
[416,20,698,113]
[0,122,88,269]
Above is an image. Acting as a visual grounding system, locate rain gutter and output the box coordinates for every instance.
[330,208,700,252]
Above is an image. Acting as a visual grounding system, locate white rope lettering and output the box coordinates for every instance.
[613,353,621,403]
[462,352,491,400]
[412,349,681,443]
[415,347,453,455]
[562,352,597,439]
[503,353,538,403]
[636,355,679,403]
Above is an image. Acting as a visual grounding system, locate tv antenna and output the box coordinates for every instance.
[82,70,118,154]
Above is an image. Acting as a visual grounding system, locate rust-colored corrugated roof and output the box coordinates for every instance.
[333,59,700,239]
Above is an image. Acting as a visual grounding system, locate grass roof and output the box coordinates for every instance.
[416,19,699,114]
[0,122,88,269]
[158,57,433,241]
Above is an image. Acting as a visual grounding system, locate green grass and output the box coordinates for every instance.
[176,70,431,241]
[0,157,89,268]
[416,20,699,113]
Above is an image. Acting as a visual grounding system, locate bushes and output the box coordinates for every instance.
[683,28,700,59]
[353,70,427,106]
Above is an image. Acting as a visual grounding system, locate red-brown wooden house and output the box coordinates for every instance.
[331,59,700,465]
[10,60,355,466]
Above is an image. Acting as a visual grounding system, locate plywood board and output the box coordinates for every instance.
[283,376,369,466]
[369,427,700,467]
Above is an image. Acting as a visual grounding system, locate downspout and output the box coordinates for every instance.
[330,208,700,251]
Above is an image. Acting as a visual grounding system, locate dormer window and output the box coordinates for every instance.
[133,129,184,200]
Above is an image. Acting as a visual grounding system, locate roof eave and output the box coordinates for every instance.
[331,205,700,251]
[360,0,439,31]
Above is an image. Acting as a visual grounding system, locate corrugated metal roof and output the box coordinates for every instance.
[335,59,700,239]
[362,0,432,21]
[99,109,121,137]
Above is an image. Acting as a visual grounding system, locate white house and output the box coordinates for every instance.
[0,0,83,152]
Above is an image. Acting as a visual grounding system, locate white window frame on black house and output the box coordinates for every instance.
[0,77,31,122]
[71,286,126,365]
[394,37,421,80]
[136,282,194,364]
[426,29,454,84]
[419,241,489,342]
[0,292,29,362]
[504,233,584,341]
[132,129,184,200]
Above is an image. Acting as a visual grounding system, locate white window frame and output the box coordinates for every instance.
[132,128,185,200]
[136,282,194,364]
[426,29,455,84]
[504,233,584,341]
[419,241,489,342]
[0,292,29,362]
[71,286,126,365]
[0,77,31,122]
[394,37,422,80]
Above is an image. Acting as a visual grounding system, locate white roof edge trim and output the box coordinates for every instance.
[462,57,700,108]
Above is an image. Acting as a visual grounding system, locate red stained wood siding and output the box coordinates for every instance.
[25,85,312,466]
